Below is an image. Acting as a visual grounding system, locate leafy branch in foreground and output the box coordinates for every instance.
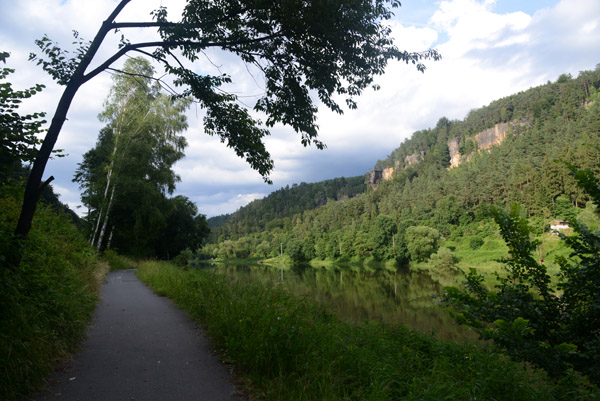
[0,51,46,177]
[445,156,600,385]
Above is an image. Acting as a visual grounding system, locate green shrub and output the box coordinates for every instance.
[0,187,101,400]
[103,249,137,270]
[576,202,599,230]
[255,241,271,258]
[446,159,600,387]
[430,247,459,271]
[469,236,484,250]
[285,239,306,262]
[446,201,600,388]
[172,248,193,266]
[406,226,441,262]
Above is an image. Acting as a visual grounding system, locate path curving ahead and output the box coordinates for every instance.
[37,269,244,401]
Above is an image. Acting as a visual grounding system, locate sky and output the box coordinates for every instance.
[1,0,599,218]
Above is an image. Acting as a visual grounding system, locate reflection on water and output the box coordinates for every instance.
[196,262,475,342]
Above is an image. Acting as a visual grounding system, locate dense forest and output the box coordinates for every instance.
[4,0,600,394]
[203,66,600,263]
[208,176,366,239]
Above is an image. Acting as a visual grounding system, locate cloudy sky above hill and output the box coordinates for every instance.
[1,0,599,217]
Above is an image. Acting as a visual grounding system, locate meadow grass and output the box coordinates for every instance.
[136,260,576,401]
[416,228,576,289]
[447,230,573,269]
[0,189,103,400]
[103,249,138,270]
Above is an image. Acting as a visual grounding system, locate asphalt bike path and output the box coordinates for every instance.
[36,269,244,401]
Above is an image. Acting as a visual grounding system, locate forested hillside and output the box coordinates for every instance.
[208,176,366,239]
[203,66,600,263]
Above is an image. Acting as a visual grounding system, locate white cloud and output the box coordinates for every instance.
[187,191,267,217]
[431,0,531,53]
[51,183,76,199]
[65,202,87,217]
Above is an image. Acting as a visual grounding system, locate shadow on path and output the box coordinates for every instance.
[36,269,243,401]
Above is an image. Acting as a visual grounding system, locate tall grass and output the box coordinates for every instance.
[137,261,567,401]
[103,249,138,270]
[0,186,104,400]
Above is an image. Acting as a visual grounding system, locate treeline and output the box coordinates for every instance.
[203,65,600,263]
[208,175,366,240]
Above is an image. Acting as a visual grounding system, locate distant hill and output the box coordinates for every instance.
[208,176,366,240]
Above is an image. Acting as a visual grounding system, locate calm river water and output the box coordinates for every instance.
[195,262,475,342]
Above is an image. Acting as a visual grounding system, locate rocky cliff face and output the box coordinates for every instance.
[448,117,531,169]
[447,137,462,169]
[368,169,383,190]
[382,167,394,181]
[370,117,530,189]
[476,122,511,150]
[369,161,400,190]
[404,151,425,167]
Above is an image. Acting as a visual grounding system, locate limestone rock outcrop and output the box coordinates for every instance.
[404,151,425,167]
[368,169,383,190]
[448,117,530,169]
[369,162,399,190]
[447,137,462,168]
[382,167,394,181]
[476,122,510,150]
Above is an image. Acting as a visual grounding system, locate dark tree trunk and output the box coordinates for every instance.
[9,0,131,268]
[14,81,83,240]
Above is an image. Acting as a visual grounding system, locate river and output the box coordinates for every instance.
[194,262,475,342]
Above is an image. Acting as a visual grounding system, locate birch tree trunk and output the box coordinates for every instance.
[97,183,116,251]
[107,226,114,250]
[90,133,120,246]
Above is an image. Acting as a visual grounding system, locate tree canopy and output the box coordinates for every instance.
[73,57,208,257]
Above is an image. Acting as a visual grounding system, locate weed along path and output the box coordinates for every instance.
[37,269,243,401]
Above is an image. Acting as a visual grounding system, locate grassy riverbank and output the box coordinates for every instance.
[0,188,105,400]
[207,255,403,272]
[136,260,585,401]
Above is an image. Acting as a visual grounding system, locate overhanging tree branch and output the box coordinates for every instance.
[105,67,179,96]
[111,21,201,29]
[83,33,282,85]
[110,5,251,31]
